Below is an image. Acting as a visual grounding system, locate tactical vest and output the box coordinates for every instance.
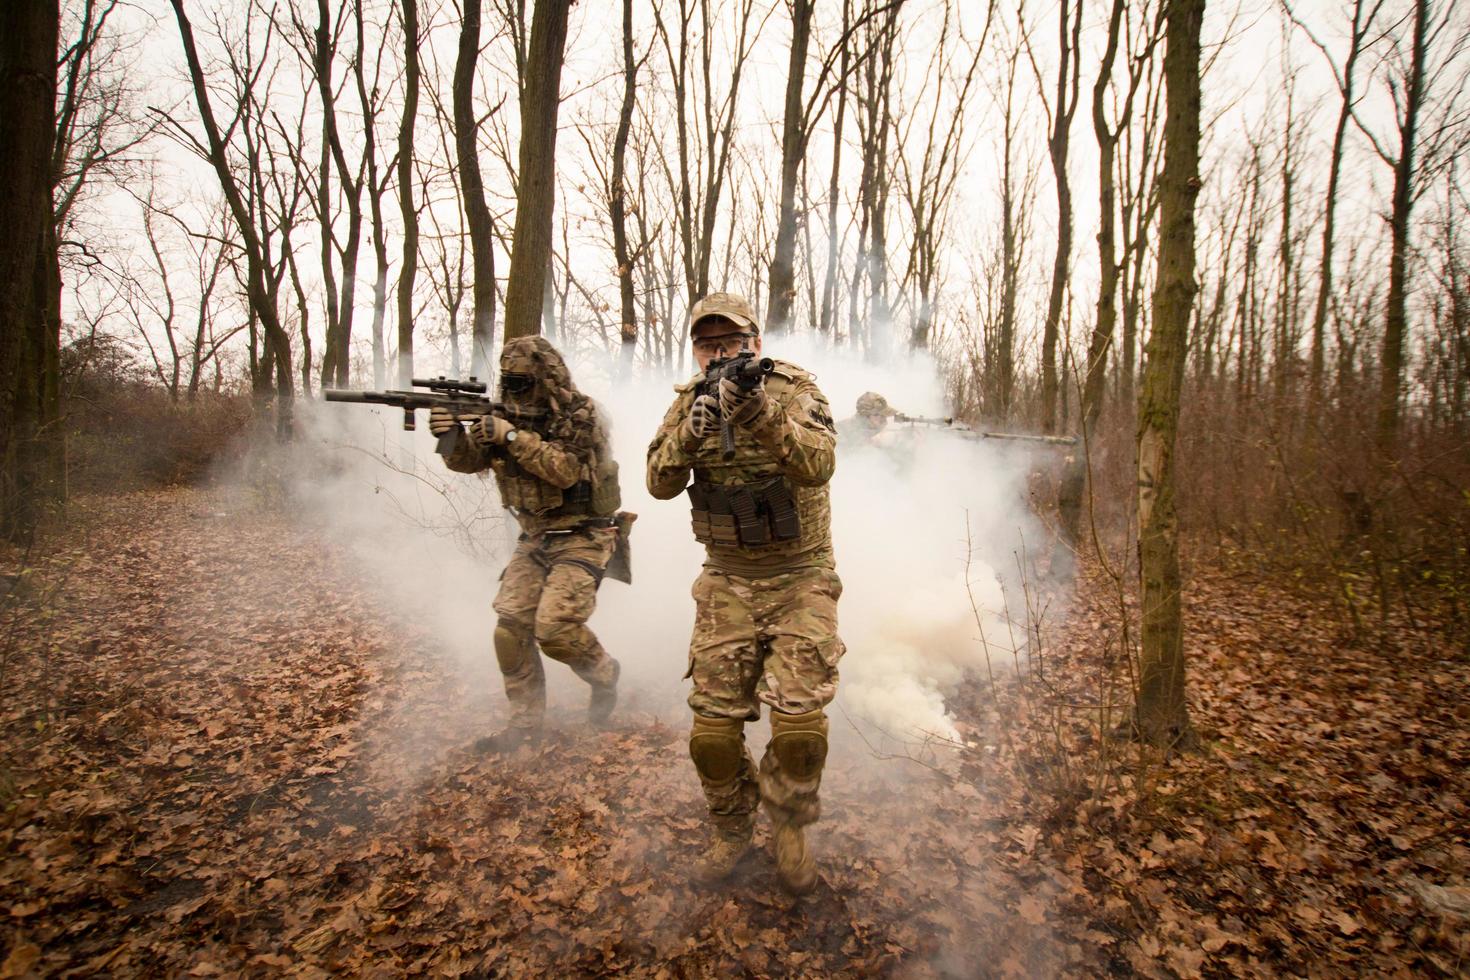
[492,421,620,519]
[678,363,833,568]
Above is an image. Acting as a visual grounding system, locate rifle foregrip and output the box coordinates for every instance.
[720,421,736,460]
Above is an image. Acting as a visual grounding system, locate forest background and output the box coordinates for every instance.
[1,0,1468,974]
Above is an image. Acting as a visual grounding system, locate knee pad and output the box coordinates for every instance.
[689,714,745,784]
[770,709,829,780]
[493,622,534,674]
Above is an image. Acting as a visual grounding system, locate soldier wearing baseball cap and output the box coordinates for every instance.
[646,291,845,896]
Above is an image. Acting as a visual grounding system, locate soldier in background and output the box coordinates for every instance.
[837,391,896,447]
[428,337,626,753]
[646,292,843,896]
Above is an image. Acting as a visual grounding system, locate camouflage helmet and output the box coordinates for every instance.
[688,291,761,336]
[855,391,894,418]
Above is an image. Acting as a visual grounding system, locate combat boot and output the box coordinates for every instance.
[588,658,620,728]
[773,823,817,895]
[695,819,754,883]
[473,727,542,754]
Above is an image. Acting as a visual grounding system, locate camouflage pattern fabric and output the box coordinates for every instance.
[492,527,620,729]
[648,358,844,834]
[685,565,843,828]
[646,359,838,575]
[443,337,614,535]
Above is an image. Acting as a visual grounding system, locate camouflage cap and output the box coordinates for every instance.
[689,292,761,336]
[856,391,894,417]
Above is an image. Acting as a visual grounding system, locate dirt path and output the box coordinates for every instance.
[1,488,1465,977]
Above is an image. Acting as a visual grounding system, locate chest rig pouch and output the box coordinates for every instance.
[688,477,801,548]
[494,454,565,514]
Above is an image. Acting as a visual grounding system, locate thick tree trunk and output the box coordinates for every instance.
[502,0,572,342]
[0,2,60,541]
[1134,0,1203,749]
[765,0,813,335]
[456,0,498,374]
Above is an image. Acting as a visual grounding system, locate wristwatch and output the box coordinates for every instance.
[505,428,519,444]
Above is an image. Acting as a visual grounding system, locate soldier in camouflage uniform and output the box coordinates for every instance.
[646,292,843,896]
[837,391,896,447]
[429,337,626,753]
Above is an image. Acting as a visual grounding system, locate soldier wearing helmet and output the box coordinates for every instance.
[429,337,627,752]
[838,391,897,447]
[646,292,844,896]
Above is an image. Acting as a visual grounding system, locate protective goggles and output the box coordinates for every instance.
[499,373,535,395]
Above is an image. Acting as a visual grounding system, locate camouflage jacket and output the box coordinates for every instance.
[646,358,838,575]
[444,399,615,536]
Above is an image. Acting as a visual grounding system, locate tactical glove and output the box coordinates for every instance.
[468,414,514,448]
[719,375,768,427]
[678,394,720,450]
[428,406,461,436]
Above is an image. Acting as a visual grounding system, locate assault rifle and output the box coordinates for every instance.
[698,351,775,460]
[324,375,547,456]
[893,413,1077,447]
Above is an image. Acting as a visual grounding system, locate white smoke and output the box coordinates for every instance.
[271,335,1045,757]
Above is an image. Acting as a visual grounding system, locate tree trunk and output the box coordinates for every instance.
[1040,0,1081,435]
[1134,0,1202,749]
[765,0,813,335]
[0,1,60,541]
[456,0,498,374]
[611,0,638,377]
[397,0,420,386]
[502,0,572,342]
[1377,0,1429,460]
[1081,0,1128,434]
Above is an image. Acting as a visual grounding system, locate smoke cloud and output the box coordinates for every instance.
[271,336,1046,759]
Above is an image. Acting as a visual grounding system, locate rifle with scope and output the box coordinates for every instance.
[324,375,547,456]
[893,413,1077,447]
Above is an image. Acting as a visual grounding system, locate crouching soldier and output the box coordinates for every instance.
[429,337,629,752]
[645,292,844,895]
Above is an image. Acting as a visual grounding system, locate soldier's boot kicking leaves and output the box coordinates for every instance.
[697,816,755,883]
[761,708,830,896]
[587,658,621,728]
[477,623,546,753]
[772,823,816,895]
[690,714,760,883]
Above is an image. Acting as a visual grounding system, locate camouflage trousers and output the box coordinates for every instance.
[492,526,619,729]
[686,565,844,831]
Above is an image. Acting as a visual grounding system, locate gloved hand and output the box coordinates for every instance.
[468,414,514,448]
[428,406,461,436]
[719,376,768,427]
[679,394,721,448]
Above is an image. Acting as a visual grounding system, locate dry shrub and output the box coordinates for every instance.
[1172,377,1469,645]
[60,335,254,494]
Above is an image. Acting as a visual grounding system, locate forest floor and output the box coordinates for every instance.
[1,486,1466,978]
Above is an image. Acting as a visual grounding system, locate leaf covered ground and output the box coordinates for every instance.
[1,488,1466,977]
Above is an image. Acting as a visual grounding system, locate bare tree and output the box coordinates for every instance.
[1023,0,1082,434]
[168,0,295,435]
[1134,0,1204,748]
[455,0,499,374]
[1285,0,1385,413]
[397,0,420,385]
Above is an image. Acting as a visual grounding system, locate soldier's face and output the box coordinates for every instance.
[691,319,761,371]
